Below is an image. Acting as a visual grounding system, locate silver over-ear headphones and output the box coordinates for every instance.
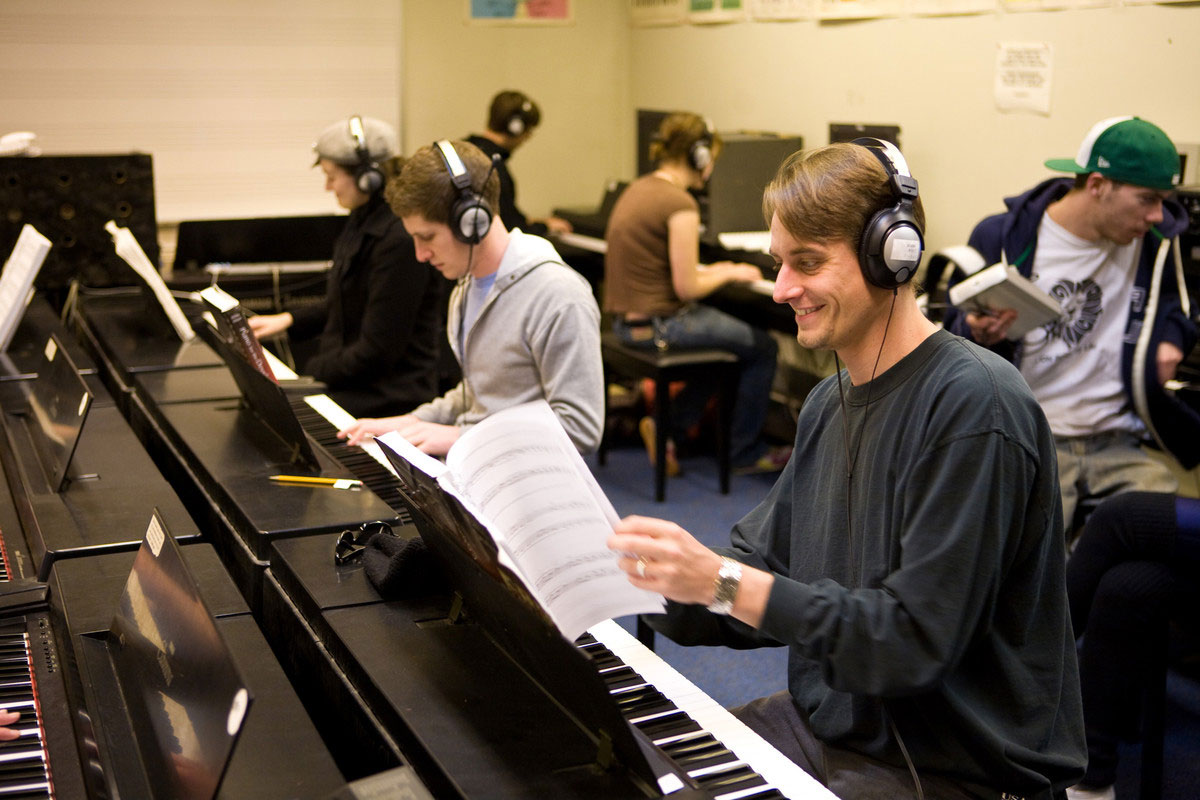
[349,115,385,194]
[851,137,924,290]
[435,140,493,245]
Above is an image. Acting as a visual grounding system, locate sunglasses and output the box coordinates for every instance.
[333,520,393,565]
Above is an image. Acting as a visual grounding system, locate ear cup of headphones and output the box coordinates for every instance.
[348,115,385,195]
[859,206,924,289]
[434,140,493,244]
[451,193,492,244]
[689,138,712,172]
[852,137,924,290]
[355,163,384,195]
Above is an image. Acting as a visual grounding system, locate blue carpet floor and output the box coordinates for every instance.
[587,442,1200,798]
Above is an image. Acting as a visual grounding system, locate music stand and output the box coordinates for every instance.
[23,333,93,492]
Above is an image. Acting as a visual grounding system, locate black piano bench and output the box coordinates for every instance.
[598,330,738,502]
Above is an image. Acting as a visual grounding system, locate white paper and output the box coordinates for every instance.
[994,42,1053,115]
[387,401,664,641]
[0,224,51,352]
[105,221,195,342]
[747,0,816,19]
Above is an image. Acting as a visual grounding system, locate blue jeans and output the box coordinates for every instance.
[613,305,777,465]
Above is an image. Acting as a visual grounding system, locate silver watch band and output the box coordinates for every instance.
[706,557,742,615]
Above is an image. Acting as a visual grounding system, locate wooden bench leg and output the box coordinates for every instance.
[654,375,669,502]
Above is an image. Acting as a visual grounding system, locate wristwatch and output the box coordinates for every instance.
[706,557,743,615]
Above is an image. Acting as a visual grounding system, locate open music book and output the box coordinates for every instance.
[948,261,1062,340]
[197,285,275,382]
[376,400,663,642]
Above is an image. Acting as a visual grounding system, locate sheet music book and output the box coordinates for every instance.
[376,400,664,642]
[0,224,52,352]
[198,285,275,382]
[948,261,1063,340]
[105,220,195,342]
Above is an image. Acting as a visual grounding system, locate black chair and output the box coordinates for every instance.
[598,330,738,502]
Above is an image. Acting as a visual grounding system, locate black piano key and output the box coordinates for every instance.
[596,665,646,691]
[723,790,786,800]
[633,710,702,739]
[691,764,767,794]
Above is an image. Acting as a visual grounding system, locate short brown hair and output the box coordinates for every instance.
[386,140,501,226]
[649,112,723,167]
[488,90,540,135]
[762,143,925,251]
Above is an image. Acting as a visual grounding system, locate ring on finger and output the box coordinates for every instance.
[635,558,647,578]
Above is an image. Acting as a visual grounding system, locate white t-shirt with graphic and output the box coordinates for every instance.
[1018,214,1143,438]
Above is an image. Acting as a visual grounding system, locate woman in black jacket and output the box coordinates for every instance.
[251,116,448,417]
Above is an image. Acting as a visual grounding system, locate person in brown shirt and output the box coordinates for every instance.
[604,111,784,474]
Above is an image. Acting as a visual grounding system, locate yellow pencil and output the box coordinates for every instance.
[269,474,362,488]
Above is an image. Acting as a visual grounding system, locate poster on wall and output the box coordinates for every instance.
[994,42,1053,115]
[632,0,688,26]
[689,0,747,23]
[468,0,572,23]
[909,0,994,15]
[818,0,903,19]
[748,0,817,19]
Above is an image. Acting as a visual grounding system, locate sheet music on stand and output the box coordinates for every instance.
[105,220,195,342]
[0,224,52,352]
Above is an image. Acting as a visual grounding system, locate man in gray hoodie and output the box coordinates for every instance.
[339,139,603,455]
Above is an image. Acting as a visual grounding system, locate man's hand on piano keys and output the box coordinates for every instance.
[338,415,408,446]
[339,414,461,457]
[0,709,20,741]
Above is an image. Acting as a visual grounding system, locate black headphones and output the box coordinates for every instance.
[506,99,534,137]
[852,137,924,290]
[348,116,385,194]
[434,140,493,245]
[689,118,715,172]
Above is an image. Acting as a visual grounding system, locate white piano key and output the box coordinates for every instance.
[589,619,837,800]
[302,394,397,478]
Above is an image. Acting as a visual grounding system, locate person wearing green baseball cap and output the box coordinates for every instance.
[944,119,1197,800]
[944,114,1196,536]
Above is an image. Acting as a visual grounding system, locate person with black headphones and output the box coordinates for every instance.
[464,89,573,237]
[604,111,782,475]
[608,141,1086,799]
[248,115,447,417]
[337,139,603,456]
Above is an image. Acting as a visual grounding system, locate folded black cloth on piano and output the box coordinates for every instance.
[362,530,448,599]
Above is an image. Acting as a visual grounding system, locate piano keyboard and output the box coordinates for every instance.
[0,631,53,796]
[290,394,412,524]
[585,620,836,800]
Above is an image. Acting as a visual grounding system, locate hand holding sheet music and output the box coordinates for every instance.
[378,401,664,641]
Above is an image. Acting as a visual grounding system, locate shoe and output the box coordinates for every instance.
[1065,784,1115,800]
[733,445,792,476]
[638,417,681,477]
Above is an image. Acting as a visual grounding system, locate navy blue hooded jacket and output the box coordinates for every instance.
[944,177,1199,468]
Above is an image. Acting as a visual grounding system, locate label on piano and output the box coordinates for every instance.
[146,515,165,557]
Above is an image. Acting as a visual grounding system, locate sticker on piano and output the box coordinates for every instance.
[43,337,57,362]
[146,516,166,557]
[227,688,249,736]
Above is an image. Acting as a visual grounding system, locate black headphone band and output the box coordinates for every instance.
[434,140,493,244]
[348,115,384,194]
[851,137,923,289]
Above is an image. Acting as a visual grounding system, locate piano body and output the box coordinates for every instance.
[0,304,202,582]
[71,292,401,610]
[0,297,345,797]
[67,284,836,799]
